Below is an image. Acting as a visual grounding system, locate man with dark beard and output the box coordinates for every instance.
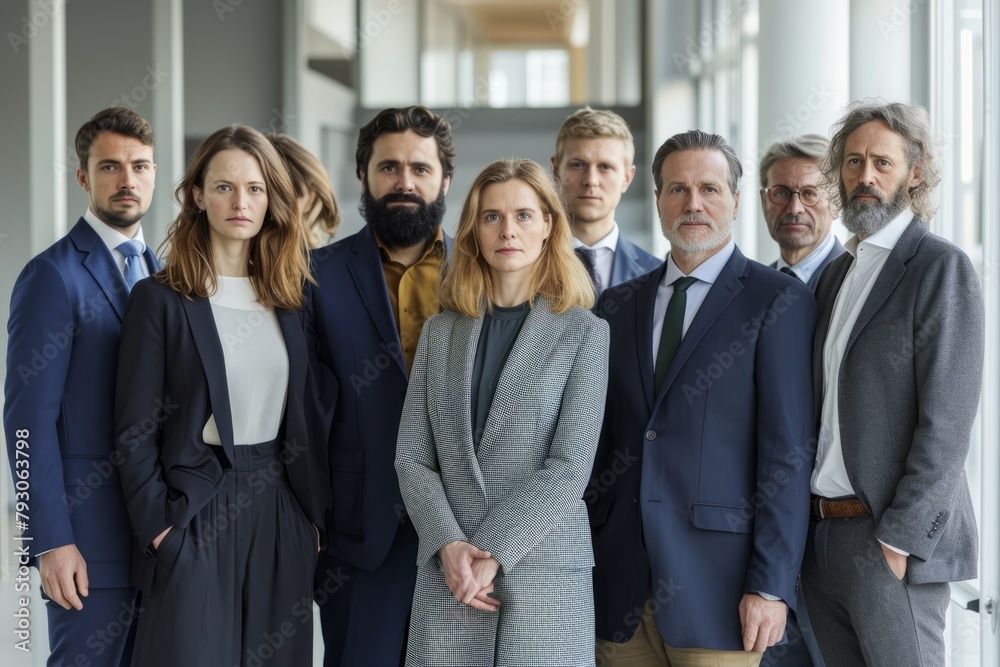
[306,106,454,667]
[802,102,983,667]
[4,107,160,667]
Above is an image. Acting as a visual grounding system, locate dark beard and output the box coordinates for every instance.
[94,192,147,229]
[360,188,446,249]
[841,179,910,237]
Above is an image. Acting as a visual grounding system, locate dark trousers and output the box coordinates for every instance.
[801,516,951,667]
[131,441,318,667]
[45,587,138,667]
[316,523,418,667]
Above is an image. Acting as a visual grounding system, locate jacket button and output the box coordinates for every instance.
[645,430,656,441]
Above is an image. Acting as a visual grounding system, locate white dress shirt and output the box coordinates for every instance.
[651,241,735,365]
[775,230,837,284]
[83,208,151,280]
[203,276,289,446]
[573,223,620,290]
[812,209,915,554]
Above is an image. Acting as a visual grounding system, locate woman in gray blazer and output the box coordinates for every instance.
[395,158,609,666]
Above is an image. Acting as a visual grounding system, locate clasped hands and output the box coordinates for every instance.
[438,541,501,612]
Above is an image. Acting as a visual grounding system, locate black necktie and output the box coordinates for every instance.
[575,247,602,294]
[780,266,801,282]
[654,276,697,393]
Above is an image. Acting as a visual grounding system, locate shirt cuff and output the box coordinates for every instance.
[878,540,910,557]
[757,591,781,601]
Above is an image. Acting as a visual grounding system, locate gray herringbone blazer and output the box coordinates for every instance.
[395,298,609,667]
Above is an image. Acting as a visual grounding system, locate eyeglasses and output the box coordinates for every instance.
[765,185,822,207]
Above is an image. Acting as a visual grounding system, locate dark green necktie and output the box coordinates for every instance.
[654,276,697,392]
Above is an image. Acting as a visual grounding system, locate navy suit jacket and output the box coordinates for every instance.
[114,278,334,593]
[4,218,160,589]
[306,225,451,570]
[768,236,846,292]
[609,235,661,287]
[589,246,816,650]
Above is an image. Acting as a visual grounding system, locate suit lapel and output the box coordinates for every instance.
[275,308,306,431]
[653,249,747,405]
[348,226,407,378]
[610,239,634,287]
[845,219,926,353]
[452,311,487,495]
[181,297,237,464]
[635,264,666,411]
[69,219,130,320]
[807,237,846,292]
[812,254,852,418]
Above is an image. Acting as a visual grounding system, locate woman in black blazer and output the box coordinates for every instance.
[114,125,333,666]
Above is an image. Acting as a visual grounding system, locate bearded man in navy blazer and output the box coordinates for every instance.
[589,130,816,666]
[4,107,160,667]
[552,107,660,292]
[307,106,454,667]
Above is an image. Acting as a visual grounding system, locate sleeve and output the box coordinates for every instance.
[113,279,171,550]
[394,318,469,567]
[3,259,77,554]
[745,282,816,607]
[874,249,984,560]
[470,318,610,573]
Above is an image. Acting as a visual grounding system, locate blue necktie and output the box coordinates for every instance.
[116,239,146,291]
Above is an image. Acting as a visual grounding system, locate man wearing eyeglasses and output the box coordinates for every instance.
[759,134,845,292]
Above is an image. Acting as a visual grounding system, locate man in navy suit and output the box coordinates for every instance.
[590,130,816,666]
[758,134,845,667]
[760,134,846,292]
[552,107,660,291]
[307,106,454,666]
[4,107,160,667]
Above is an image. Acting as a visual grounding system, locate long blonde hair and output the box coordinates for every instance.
[268,132,342,247]
[158,124,311,310]
[439,158,594,317]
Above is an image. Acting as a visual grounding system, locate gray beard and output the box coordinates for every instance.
[841,182,910,238]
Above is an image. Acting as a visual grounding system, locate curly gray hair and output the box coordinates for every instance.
[824,101,941,221]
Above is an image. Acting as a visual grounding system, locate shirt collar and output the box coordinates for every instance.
[83,208,146,251]
[775,231,837,280]
[572,222,619,253]
[845,208,914,257]
[375,226,445,264]
[663,239,736,288]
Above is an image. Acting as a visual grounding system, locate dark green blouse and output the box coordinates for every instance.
[470,301,530,451]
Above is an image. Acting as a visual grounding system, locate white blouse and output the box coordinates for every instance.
[202,276,289,446]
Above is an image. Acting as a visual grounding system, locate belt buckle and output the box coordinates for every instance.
[812,496,827,520]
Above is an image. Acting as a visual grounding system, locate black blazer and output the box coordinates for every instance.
[114,277,334,591]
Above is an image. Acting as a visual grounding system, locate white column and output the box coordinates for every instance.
[150,0,184,247]
[755,0,850,265]
[29,0,66,252]
[850,0,912,102]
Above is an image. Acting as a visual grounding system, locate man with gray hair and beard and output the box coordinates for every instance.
[801,101,983,666]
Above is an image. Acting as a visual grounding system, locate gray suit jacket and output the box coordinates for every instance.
[813,217,983,584]
[395,299,609,662]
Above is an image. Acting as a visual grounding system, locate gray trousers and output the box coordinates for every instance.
[800,516,950,667]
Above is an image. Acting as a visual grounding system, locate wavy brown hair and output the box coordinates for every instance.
[439,159,595,317]
[268,132,342,247]
[158,124,311,309]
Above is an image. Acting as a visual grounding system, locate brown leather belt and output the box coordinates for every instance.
[810,495,870,520]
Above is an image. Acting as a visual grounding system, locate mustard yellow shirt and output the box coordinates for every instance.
[375,228,445,372]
